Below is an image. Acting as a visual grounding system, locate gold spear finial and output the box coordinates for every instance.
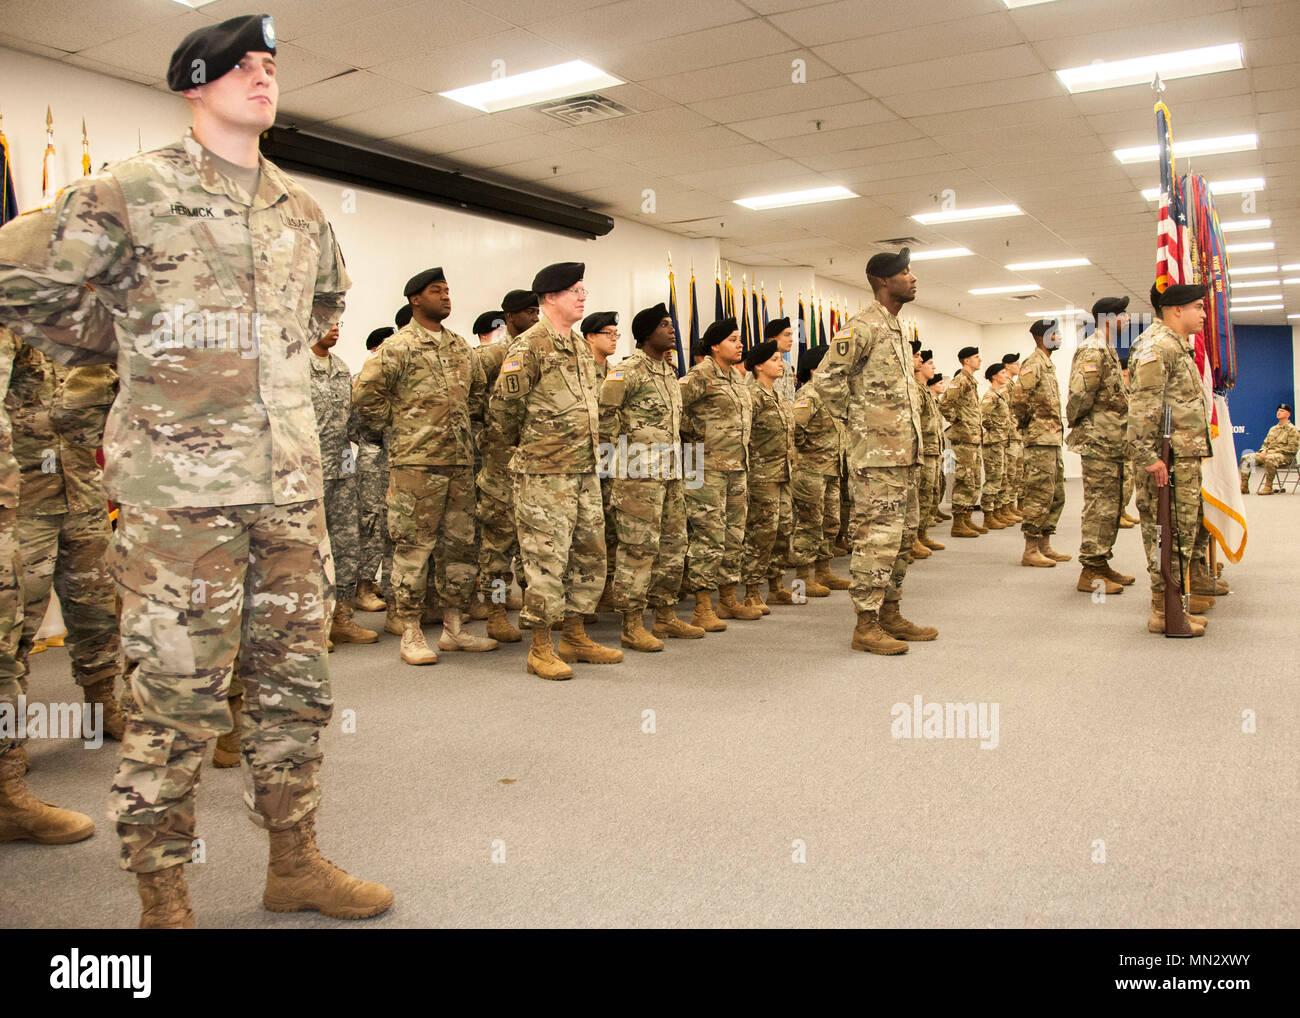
[46,105,53,131]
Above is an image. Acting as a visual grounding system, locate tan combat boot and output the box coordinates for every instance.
[484,602,522,643]
[330,601,379,645]
[263,812,394,919]
[815,560,851,591]
[596,581,616,614]
[82,677,126,741]
[851,610,908,655]
[1117,513,1136,529]
[1037,535,1071,562]
[557,615,624,664]
[526,628,573,680]
[911,536,931,559]
[879,600,938,641]
[691,590,728,632]
[795,565,830,597]
[383,607,404,636]
[950,512,980,538]
[652,605,705,639]
[969,511,989,534]
[1102,562,1135,586]
[137,865,196,929]
[1077,566,1121,595]
[1190,562,1227,597]
[0,748,95,844]
[1021,536,1055,568]
[983,508,1008,530]
[212,694,242,769]
[1148,593,1206,637]
[506,585,523,610]
[745,582,771,615]
[717,583,763,620]
[1188,592,1215,613]
[621,610,664,652]
[355,581,386,613]
[400,623,438,666]
[919,527,945,551]
[935,506,952,521]
[421,601,443,626]
[438,608,499,653]
[767,575,795,605]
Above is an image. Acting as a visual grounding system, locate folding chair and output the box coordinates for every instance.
[1256,453,1299,494]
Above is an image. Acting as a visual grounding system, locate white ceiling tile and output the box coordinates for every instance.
[689,77,867,123]
[0,0,194,55]
[639,51,837,105]
[882,74,1063,119]
[280,70,423,121]
[727,100,899,143]
[1031,10,1242,67]
[847,44,1048,97]
[767,0,1001,49]
[525,0,755,55]
[377,30,572,93]
[294,0,511,69]
[810,12,1025,75]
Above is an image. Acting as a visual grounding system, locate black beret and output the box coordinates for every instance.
[1150,283,1206,309]
[743,339,780,372]
[866,247,910,278]
[1001,353,1020,364]
[632,303,669,344]
[985,361,1008,381]
[532,261,584,294]
[918,349,933,364]
[1279,403,1294,414]
[501,289,539,313]
[168,14,276,92]
[404,267,446,298]
[1029,319,1056,338]
[910,339,921,354]
[702,318,738,348]
[958,346,979,362]
[581,311,618,336]
[394,304,412,328]
[764,317,792,340]
[797,342,830,385]
[927,372,944,386]
[366,326,393,350]
[1091,295,1130,319]
[473,311,504,336]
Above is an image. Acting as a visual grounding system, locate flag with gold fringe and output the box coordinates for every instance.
[667,254,686,377]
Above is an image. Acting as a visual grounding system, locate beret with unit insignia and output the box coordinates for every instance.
[168,13,276,92]
[404,267,446,297]
[632,303,669,344]
[742,339,779,372]
[1149,283,1205,309]
[702,318,738,348]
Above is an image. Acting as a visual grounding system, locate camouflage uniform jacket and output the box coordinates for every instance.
[679,356,752,471]
[0,129,349,508]
[1126,322,1212,468]
[1005,375,1027,442]
[476,341,510,390]
[350,364,386,476]
[599,349,683,479]
[352,320,485,469]
[792,380,841,477]
[5,339,66,515]
[775,359,796,404]
[0,328,20,508]
[980,386,1013,445]
[817,300,921,468]
[1259,421,1299,459]
[488,313,601,474]
[50,361,117,515]
[1010,347,1064,446]
[1065,335,1128,460]
[309,350,355,480]
[917,378,943,456]
[939,368,982,443]
[746,378,792,484]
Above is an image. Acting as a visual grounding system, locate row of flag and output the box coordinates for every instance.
[1,107,96,228]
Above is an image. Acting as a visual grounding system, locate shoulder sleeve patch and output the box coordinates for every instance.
[833,329,850,341]
[794,398,809,409]
[608,368,624,381]
[1083,363,1098,372]
[1138,352,1157,365]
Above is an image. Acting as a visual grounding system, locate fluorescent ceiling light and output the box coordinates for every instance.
[1232,280,1281,288]
[1230,264,1278,275]
[1227,241,1275,254]
[1023,309,1088,317]
[908,247,973,261]
[1232,304,1283,312]
[1056,43,1243,94]
[1229,294,1282,302]
[969,284,1043,295]
[1284,279,1300,286]
[1004,258,1090,271]
[734,185,857,211]
[441,60,624,113]
[1220,218,1271,233]
[1113,133,1257,164]
[1141,177,1264,200]
[1001,0,1059,8]
[911,204,1022,225]
[1289,314,1300,319]
[1283,264,1300,272]
[169,0,220,7]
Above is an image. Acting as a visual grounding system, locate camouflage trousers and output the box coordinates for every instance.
[15,509,119,691]
[0,506,25,754]
[516,472,605,628]
[322,474,359,602]
[476,482,520,597]
[917,454,941,527]
[601,475,617,586]
[1122,458,1135,512]
[388,466,477,621]
[742,479,791,585]
[1005,439,1024,503]
[1078,456,1124,568]
[685,468,748,591]
[107,500,333,873]
[1020,445,1065,538]
[791,469,840,566]
[848,464,919,613]
[1136,456,1202,594]
[611,477,687,612]
[358,465,393,599]
[1242,451,1289,487]
[981,443,1006,511]
[950,441,983,512]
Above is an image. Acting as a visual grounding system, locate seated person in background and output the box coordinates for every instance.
[1240,403,1298,495]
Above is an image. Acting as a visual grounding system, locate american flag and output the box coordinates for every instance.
[1155,101,1188,291]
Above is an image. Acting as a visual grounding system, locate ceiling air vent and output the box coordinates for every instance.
[874,236,925,247]
[536,94,636,126]
[1009,294,1039,300]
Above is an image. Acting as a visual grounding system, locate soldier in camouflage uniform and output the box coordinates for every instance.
[791,345,849,597]
[1118,356,1139,528]
[680,317,761,629]
[913,350,945,553]
[352,267,497,666]
[0,326,97,846]
[928,372,950,523]
[3,338,126,742]
[1241,403,1298,495]
[765,319,796,581]
[583,311,620,614]
[978,360,1013,530]
[1001,354,1025,522]
[1128,284,1215,636]
[599,303,701,650]
[0,16,394,925]
[940,347,985,537]
[740,339,794,614]
[766,317,798,405]
[486,262,621,679]
[1066,297,1135,595]
[309,323,377,646]
[818,249,935,655]
[1011,320,1072,568]
[354,327,393,613]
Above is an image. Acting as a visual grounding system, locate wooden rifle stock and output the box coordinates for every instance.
[1158,405,1193,637]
